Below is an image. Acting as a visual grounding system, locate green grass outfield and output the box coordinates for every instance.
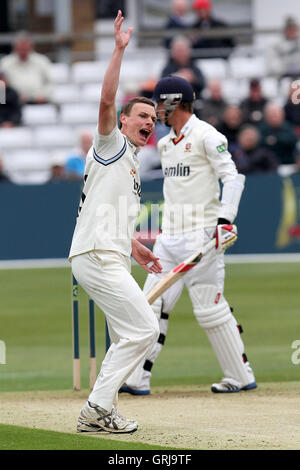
[0,423,176,451]
[0,261,299,450]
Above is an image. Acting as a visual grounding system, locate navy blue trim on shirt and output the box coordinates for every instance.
[93,138,127,166]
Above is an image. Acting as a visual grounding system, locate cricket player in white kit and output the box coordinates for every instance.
[69,11,161,433]
[121,75,257,395]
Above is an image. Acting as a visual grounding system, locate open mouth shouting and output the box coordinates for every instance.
[139,128,151,143]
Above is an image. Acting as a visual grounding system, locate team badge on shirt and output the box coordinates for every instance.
[185,143,192,152]
[216,144,226,153]
[130,168,141,197]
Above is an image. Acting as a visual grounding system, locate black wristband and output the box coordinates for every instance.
[218,218,231,225]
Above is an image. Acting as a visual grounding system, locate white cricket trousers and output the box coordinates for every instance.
[71,250,159,411]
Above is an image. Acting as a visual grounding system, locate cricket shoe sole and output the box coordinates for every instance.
[211,379,257,393]
[77,417,138,434]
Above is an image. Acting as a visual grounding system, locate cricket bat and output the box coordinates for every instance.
[146,238,216,305]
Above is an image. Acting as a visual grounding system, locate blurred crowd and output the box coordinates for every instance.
[1,0,300,184]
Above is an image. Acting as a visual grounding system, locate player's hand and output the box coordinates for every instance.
[114,10,133,49]
[132,239,162,274]
[215,224,238,254]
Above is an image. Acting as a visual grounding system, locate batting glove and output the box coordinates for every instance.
[215,223,238,254]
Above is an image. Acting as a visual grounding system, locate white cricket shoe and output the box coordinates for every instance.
[211,377,257,393]
[77,401,138,434]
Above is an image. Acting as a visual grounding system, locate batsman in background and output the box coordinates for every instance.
[69,11,162,434]
[121,75,257,395]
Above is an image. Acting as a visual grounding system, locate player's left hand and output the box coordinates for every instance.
[132,239,162,274]
[215,224,238,254]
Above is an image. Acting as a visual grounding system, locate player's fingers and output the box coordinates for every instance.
[149,260,162,273]
[151,256,162,269]
[115,10,123,27]
[146,261,155,269]
[143,265,153,273]
[115,10,122,22]
[151,266,162,274]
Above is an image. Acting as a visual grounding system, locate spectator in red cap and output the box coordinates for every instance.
[193,0,211,9]
[191,0,235,59]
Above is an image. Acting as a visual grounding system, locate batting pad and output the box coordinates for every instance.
[205,317,255,386]
[188,284,232,329]
[188,284,255,386]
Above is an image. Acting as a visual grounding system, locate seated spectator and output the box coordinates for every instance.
[48,154,68,183]
[217,105,243,150]
[160,35,206,116]
[65,130,93,180]
[258,103,298,165]
[165,0,189,48]
[191,0,235,59]
[0,156,10,182]
[0,70,22,127]
[201,78,227,127]
[0,32,53,104]
[161,35,206,96]
[284,80,300,132]
[240,79,268,126]
[231,125,279,174]
[266,17,300,78]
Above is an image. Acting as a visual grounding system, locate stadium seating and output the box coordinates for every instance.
[260,77,279,100]
[118,60,151,83]
[222,78,249,104]
[60,103,99,125]
[228,56,267,80]
[52,84,80,104]
[51,62,70,84]
[71,61,109,84]
[3,149,52,184]
[34,125,77,148]
[195,58,228,80]
[80,83,124,107]
[1,41,298,184]
[22,104,58,126]
[279,77,293,101]
[0,127,33,150]
[80,83,101,103]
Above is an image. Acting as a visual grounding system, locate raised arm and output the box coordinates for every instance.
[98,10,133,136]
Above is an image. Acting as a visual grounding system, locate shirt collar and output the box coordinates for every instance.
[14,52,33,64]
[125,135,140,155]
[169,114,198,141]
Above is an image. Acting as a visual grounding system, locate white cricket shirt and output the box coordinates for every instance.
[158,114,238,234]
[69,126,141,259]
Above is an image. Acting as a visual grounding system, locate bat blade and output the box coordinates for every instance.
[146,238,216,305]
